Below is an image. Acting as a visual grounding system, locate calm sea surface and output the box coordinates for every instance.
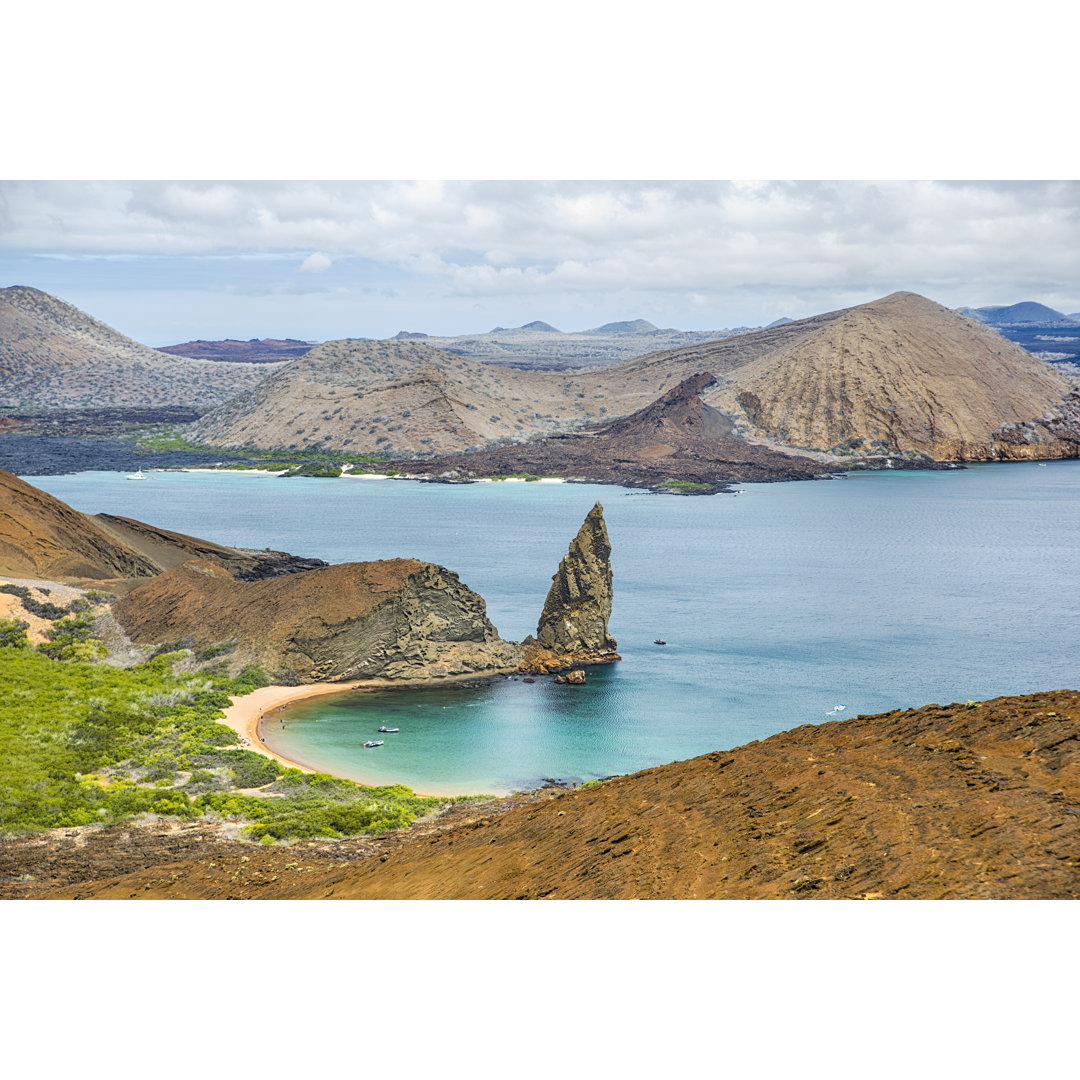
[22,464,1080,794]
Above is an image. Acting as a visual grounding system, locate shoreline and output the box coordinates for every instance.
[220,671,519,795]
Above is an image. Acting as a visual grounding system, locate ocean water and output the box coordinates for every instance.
[23,463,1080,795]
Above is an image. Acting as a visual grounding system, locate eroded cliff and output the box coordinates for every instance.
[113,557,521,683]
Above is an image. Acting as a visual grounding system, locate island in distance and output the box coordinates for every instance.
[6,287,1080,486]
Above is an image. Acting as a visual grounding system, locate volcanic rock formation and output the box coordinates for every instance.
[113,558,520,683]
[521,502,619,672]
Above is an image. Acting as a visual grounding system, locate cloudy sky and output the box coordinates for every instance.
[3,180,1078,345]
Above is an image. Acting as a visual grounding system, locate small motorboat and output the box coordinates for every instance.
[378,726,399,733]
[363,739,384,748]
[653,638,667,645]
[126,469,147,480]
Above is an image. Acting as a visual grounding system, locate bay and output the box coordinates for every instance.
[22,463,1080,795]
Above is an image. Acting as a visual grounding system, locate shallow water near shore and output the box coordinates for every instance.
[23,462,1080,794]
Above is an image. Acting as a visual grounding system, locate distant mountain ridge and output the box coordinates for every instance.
[155,338,315,363]
[957,301,1080,327]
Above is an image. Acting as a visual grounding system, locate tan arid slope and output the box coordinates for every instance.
[705,292,1080,460]
[186,311,859,455]
[0,286,281,410]
[188,340,599,455]
[187,292,1080,462]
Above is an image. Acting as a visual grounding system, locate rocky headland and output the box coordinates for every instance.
[2,469,619,686]
[112,557,522,684]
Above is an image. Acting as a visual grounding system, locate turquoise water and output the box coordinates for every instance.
[24,463,1080,794]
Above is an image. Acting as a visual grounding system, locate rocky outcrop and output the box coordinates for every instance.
[522,502,619,672]
[113,557,521,684]
[111,503,620,684]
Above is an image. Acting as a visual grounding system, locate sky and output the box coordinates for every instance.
[3,180,1080,345]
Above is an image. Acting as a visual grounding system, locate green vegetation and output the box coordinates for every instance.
[660,479,712,492]
[133,426,394,468]
[0,618,30,649]
[37,612,107,661]
[485,472,544,481]
[282,462,343,478]
[0,645,455,841]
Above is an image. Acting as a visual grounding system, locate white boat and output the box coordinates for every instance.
[364,739,384,748]
[126,469,147,480]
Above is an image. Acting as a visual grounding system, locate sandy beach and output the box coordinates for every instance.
[219,671,517,790]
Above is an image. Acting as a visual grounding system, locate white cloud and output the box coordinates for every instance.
[3,181,1080,326]
[300,252,332,273]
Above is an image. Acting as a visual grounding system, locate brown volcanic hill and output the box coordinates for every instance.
[112,557,521,683]
[185,291,1080,464]
[386,372,825,490]
[0,468,307,585]
[707,292,1080,461]
[30,689,1080,899]
[155,338,315,363]
[0,286,282,410]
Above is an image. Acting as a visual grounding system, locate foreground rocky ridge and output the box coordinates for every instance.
[19,689,1080,899]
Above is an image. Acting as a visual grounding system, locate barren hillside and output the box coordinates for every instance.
[188,292,1080,462]
[0,287,281,410]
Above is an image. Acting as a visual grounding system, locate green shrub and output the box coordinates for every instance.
[0,618,30,649]
[0,648,456,840]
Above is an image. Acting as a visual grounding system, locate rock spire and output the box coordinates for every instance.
[533,502,618,662]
